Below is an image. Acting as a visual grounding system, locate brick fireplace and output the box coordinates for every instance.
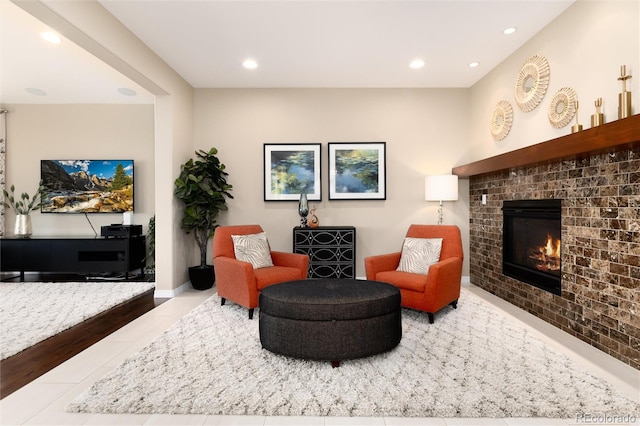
[456,116,640,370]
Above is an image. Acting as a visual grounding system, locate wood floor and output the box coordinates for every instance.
[0,288,159,399]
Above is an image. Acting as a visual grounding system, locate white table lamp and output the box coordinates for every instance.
[425,175,458,225]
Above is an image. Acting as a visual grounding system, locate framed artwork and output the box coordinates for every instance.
[264,143,322,201]
[328,142,386,200]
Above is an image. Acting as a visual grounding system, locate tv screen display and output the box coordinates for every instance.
[40,160,134,213]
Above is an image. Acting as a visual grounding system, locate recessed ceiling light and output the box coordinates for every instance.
[25,87,47,96]
[503,27,517,35]
[469,62,480,68]
[410,59,425,69]
[117,87,137,96]
[243,59,258,69]
[41,31,61,44]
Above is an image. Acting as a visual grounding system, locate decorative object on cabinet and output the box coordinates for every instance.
[424,175,458,225]
[263,143,321,201]
[175,147,234,290]
[571,100,583,134]
[13,215,31,238]
[308,207,319,228]
[591,98,605,127]
[298,193,309,227]
[328,142,386,200]
[2,180,47,238]
[514,54,550,112]
[617,65,632,119]
[548,87,578,129]
[489,100,514,141]
[293,226,356,278]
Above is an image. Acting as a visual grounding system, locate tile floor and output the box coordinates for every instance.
[1,283,638,426]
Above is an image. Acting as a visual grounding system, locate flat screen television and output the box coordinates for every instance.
[40,160,134,213]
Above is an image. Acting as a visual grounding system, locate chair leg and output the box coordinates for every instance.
[450,299,458,309]
[248,308,254,320]
[221,298,226,306]
[427,313,434,324]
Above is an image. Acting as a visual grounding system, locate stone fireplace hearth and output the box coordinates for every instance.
[456,116,640,370]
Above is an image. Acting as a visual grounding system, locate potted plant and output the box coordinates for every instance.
[174,148,233,290]
[2,180,47,237]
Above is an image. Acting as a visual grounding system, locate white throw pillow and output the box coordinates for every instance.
[396,237,443,274]
[231,232,274,269]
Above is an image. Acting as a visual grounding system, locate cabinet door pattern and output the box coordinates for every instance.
[293,227,355,279]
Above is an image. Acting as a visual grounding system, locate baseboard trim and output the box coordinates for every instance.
[154,281,191,299]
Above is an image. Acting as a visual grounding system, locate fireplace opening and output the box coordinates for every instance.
[502,199,561,295]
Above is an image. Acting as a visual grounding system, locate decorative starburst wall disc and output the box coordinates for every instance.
[514,54,550,112]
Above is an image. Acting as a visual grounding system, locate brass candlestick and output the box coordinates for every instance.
[591,98,604,127]
[571,100,583,133]
[618,65,632,119]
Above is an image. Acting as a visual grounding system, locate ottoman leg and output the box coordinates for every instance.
[331,360,340,368]
[248,308,254,319]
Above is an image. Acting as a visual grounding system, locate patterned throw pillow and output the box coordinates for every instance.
[396,237,443,274]
[231,232,274,269]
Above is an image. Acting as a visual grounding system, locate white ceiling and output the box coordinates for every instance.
[0,0,153,104]
[1,0,575,104]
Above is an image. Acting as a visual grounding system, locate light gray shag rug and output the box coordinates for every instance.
[67,288,640,418]
[0,281,155,360]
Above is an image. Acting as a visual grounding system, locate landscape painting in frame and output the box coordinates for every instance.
[264,144,321,201]
[328,142,386,200]
[40,160,134,213]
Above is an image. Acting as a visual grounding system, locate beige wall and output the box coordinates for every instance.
[16,0,196,293]
[1,104,154,236]
[8,0,635,288]
[195,88,471,278]
[468,0,639,163]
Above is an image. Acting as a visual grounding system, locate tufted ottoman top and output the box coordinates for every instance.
[259,279,400,321]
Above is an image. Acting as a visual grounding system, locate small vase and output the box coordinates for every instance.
[14,214,32,238]
[298,193,309,227]
[308,208,319,228]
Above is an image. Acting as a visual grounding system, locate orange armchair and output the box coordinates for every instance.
[364,225,463,323]
[212,225,309,319]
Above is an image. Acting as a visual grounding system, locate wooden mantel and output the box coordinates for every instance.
[452,114,640,178]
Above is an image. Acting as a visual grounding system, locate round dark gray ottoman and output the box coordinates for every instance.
[259,279,401,366]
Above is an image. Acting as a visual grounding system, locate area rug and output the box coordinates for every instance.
[67,288,640,418]
[0,281,155,360]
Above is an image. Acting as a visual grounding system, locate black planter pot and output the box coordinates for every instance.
[189,265,215,290]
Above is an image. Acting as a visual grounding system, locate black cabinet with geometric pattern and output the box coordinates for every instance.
[293,226,356,279]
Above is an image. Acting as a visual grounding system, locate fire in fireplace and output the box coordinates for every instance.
[502,199,562,295]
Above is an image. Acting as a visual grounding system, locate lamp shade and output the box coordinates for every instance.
[425,175,458,201]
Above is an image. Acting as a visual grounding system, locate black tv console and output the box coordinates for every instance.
[0,235,146,282]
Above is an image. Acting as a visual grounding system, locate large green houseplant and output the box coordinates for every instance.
[175,147,233,289]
